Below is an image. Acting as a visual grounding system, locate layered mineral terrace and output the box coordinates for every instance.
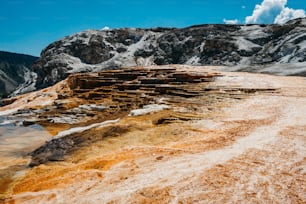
[0,65,305,203]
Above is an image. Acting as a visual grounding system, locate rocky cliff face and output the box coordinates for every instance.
[22,18,306,92]
[0,51,38,98]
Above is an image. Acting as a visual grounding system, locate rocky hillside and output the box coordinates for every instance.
[28,17,306,91]
[0,51,38,98]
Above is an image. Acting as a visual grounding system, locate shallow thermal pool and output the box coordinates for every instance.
[0,117,52,169]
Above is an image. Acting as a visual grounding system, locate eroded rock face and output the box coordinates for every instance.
[0,51,38,97]
[27,18,306,92]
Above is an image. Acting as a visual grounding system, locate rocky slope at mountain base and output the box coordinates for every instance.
[0,51,38,98]
[0,65,305,203]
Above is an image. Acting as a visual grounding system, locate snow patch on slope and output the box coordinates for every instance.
[186,56,200,65]
[222,62,306,76]
[93,31,163,71]
[239,25,269,39]
[234,37,261,51]
[46,53,96,74]
[11,68,37,96]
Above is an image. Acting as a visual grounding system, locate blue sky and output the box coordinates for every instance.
[0,0,305,56]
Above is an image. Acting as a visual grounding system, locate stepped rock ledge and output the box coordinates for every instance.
[0,65,305,203]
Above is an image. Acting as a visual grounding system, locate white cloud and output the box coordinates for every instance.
[101,26,110,31]
[223,19,239,24]
[274,7,306,24]
[245,0,305,24]
[245,0,286,24]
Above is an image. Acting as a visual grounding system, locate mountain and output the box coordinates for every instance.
[0,51,38,97]
[15,17,306,94]
[1,18,306,203]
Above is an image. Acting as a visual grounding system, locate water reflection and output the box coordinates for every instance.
[0,116,52,196]
[0,117,52,169]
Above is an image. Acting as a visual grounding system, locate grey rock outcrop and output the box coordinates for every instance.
[0,51,38,98]
[22,18,306,92]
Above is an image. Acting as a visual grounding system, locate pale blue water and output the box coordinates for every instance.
[0,117,52,165]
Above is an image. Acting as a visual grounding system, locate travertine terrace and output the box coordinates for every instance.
[0,65,305,203]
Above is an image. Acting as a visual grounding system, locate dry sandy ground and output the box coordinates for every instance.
[2,66,306,203]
